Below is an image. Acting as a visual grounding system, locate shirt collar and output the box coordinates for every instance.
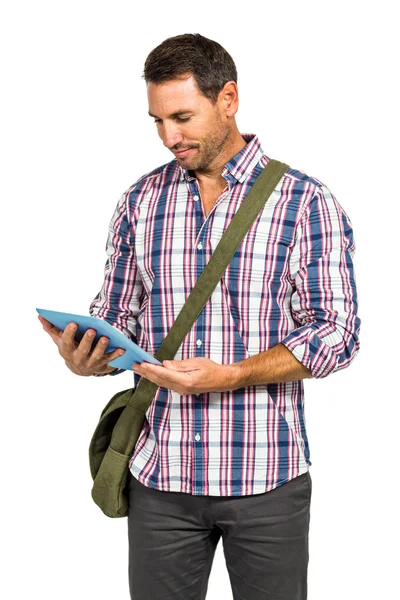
[177,133,264,183]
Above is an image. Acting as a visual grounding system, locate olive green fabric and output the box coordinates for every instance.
[89,159,289,518]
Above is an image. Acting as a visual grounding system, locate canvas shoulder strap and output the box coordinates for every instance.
[128,158,289,412]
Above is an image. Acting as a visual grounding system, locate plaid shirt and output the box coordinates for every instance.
[89,134,361,496]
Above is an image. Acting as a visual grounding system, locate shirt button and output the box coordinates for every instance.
[197,243,203,250]
[196,339,202,346]
[195,433,201,441]
[193,195,199,202]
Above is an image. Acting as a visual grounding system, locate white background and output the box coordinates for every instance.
[1,0,399,598]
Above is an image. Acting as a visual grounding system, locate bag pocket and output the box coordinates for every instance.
[89,388,134,480]
[91,446,131,518]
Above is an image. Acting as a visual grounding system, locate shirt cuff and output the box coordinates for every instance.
[280,326,339,379]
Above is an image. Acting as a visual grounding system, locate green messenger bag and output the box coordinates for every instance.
[89,159,289,518]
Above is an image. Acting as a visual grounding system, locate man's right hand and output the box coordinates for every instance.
[38,315,125,376]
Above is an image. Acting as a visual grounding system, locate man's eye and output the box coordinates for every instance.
[153,116,190,124]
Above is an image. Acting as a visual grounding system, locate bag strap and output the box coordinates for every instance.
[127,158,289,412]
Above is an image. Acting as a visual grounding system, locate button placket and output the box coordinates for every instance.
[191,182,206,494]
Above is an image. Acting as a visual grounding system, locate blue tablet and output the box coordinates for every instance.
[36,308,162,371]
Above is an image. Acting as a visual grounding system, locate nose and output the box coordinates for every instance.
[160,121,184,150]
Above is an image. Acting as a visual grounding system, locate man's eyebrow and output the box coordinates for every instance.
[148,110,193,119]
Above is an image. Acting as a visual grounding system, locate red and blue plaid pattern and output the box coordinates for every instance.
[89,134,361,496]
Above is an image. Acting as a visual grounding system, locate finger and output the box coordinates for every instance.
[134,363,164,373]
[89,335,112,359]
[133,365,189,393]
[67,328,101,366]
[135,363,180,384]
[87,336,125,368]
[38,315,62,335]
[162,359,198,371]
[38,315,64,345]
[104,347,126,360]
[58,322,79,355]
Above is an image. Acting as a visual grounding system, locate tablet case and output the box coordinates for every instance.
[36,308,162,370]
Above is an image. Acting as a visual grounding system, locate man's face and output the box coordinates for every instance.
[147,74,230,171]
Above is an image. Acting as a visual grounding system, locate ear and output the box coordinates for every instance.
[219,81,239,118]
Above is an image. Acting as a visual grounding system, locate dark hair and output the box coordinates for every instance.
[143,33,237,104]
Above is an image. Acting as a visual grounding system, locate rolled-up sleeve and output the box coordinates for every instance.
[280,184,361,379]
[89,188,143,377]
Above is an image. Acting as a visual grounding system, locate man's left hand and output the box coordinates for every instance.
[132,357,238,395]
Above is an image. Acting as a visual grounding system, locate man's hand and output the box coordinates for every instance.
[132,343,312,393]
[132,357,239,395]
[38,315,125,376]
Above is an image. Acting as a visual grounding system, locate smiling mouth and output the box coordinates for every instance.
[174,147,197,158]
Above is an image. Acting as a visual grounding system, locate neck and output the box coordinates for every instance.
[191,130,247,187]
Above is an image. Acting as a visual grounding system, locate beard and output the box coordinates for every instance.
[177,115,230,172]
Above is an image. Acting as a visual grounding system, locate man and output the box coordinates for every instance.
[39,33,361,599]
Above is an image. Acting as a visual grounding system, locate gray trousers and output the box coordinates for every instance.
[127,471,312,600]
